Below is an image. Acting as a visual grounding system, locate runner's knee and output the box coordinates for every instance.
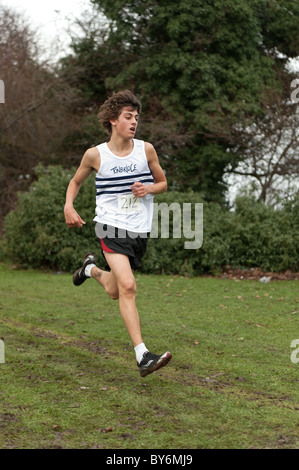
[110,293,119,300]
[105,282,119,300]
[118,278,136,296]
[107,288,119,300]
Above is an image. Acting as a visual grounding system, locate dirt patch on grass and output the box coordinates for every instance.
[28,326,117,358]
[67,339,119,358]
[171,365,298,410]
[0,412,19,423]
[219,267,299,281]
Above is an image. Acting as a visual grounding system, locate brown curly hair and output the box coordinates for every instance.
[98,90,141,135]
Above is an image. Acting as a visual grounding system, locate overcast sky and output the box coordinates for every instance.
[2,0,93,58]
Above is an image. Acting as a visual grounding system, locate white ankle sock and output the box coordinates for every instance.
[84,263,96,277]
[134,343,149,363]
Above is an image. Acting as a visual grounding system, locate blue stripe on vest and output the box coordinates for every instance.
[96,188,133,196]
[95,171,152,182]
[96,178,154,190]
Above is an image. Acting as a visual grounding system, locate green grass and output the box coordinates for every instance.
[0,263,298,449]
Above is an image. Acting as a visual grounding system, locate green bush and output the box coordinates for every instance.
[2,164,298,274]
[143,192,299,274]
[2,164,99,272]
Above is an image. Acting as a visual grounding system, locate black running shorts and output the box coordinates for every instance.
[95,222,148,270]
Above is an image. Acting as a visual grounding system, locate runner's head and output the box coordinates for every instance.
[98,90,141,135]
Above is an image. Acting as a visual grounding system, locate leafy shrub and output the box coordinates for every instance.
[143,192,299,274]
[2,164,298,274]
[2,164,99,272]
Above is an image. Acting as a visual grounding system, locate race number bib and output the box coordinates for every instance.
[118,194,141,213]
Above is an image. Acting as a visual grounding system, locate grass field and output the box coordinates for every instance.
[0,263,298,449]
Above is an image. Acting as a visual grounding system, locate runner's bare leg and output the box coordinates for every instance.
[91,265,119,300]
[92,252,143,347]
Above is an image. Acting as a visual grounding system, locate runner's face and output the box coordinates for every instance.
[112,107,139,138]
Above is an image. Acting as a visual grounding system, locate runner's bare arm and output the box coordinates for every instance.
[64,147,100,228]
[131,142,167,198]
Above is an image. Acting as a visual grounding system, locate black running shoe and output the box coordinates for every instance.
[73,253,96,286]
[137,351,172,377]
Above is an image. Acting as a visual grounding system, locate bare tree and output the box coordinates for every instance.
[224,81,299,206]
[0,6,80,229]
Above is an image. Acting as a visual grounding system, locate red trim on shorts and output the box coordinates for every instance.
[100,237,115,253]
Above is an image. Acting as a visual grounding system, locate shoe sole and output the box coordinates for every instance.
[139,352,172,377]
[73,254,96,286]
[73,268,86,286]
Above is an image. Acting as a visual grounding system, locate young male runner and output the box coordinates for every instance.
[64,90,172,377]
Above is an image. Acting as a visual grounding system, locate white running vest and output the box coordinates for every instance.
[93,139,155,232]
